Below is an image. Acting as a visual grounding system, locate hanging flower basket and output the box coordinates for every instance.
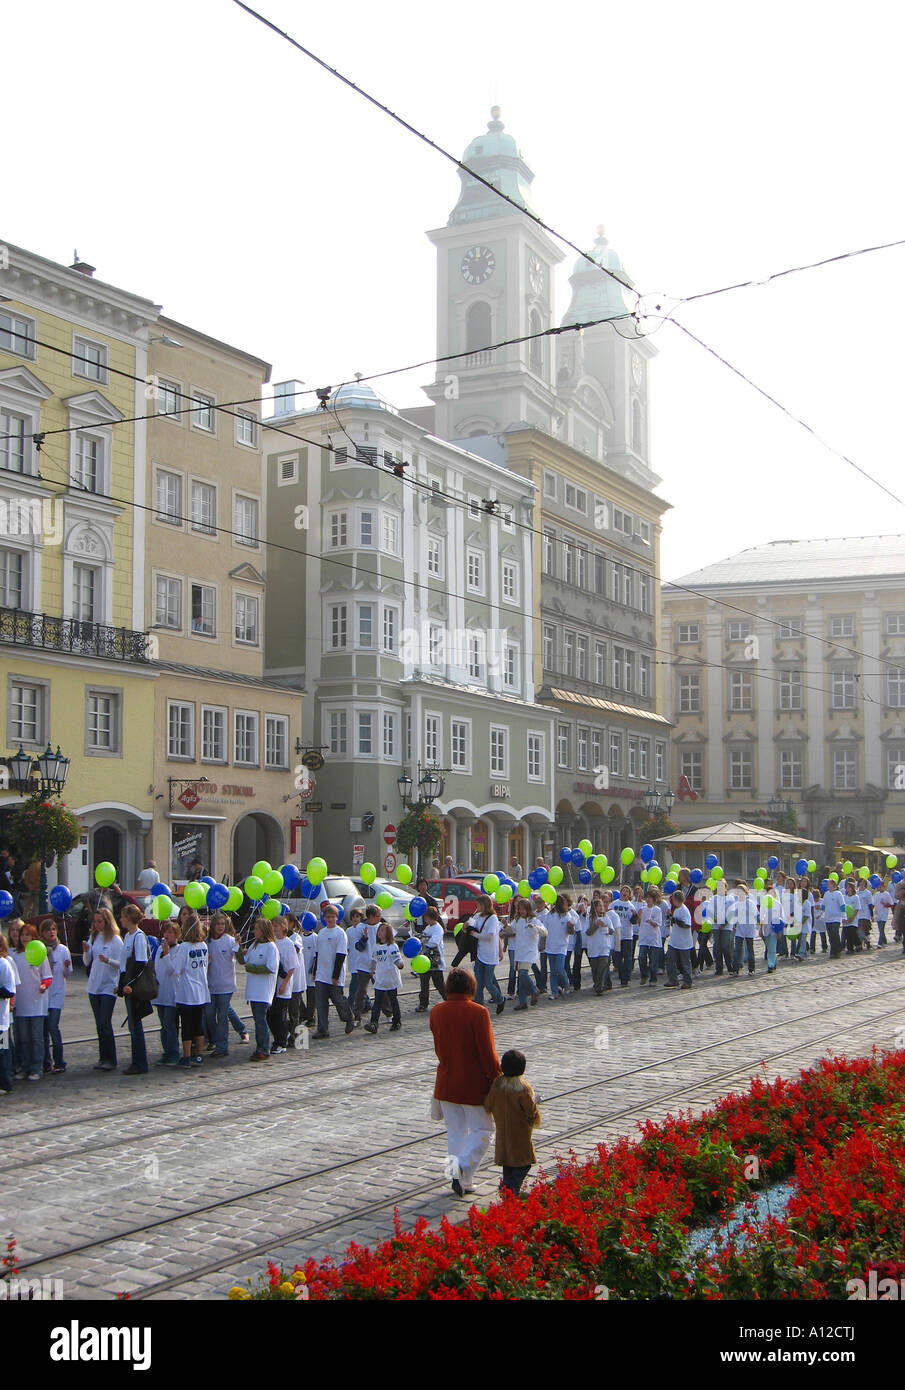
[10,796,82,866]
[395,805,443,856]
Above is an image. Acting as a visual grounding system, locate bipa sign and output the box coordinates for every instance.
[50,1321,152,1371]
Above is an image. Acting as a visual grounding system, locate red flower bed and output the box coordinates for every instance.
[231,1052,905,1300]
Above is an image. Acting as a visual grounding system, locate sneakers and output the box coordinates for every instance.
[123,1065,146,1075]
[163,1058,180,1066]
[496,998,506,1015]
[345,1016,356,1034]
[94,1062,116,1071]
[363,1022,378,1034]
[239,1033,250,1043]
[192,1055,204,1065]
[389,1022,402,1031]
[249,1050,270,1061]
[414,1005,428,1013]
[271,1046,287,1055]
[43,1062,52,1074]
[51,1065,66,1074]
[514,1003,528,1011]
[177,1056,193,1067]
[530,992,539,1006]
[27,1073,41,1082]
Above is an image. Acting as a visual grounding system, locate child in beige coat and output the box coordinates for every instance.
[483,1048,541,1195]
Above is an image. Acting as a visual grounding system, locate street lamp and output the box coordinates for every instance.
[397,762,449,880]
[7,742,70,912]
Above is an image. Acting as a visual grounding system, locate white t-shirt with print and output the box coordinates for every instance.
[314,926,349,985]
[472,913,502,967]
[171,941,211,1007]
[83,935,125,997]
[243,940,279,1004]
[47,944,72,1010]
[207,934,239,994]
[373,941,403,990]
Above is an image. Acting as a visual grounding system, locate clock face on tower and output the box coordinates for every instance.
[527,254,543,296]
[460,246,495,285]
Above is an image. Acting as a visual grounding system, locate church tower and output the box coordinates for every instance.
[423,107,565,440]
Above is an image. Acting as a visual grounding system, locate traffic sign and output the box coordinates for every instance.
[383,824,396,845]
[384,852,397,875]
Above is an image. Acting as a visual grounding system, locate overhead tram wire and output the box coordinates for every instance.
[31,440,886,709]
[229,1,640,305]
[677,235,905,308]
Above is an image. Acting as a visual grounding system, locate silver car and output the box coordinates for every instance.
[284,875,416,937]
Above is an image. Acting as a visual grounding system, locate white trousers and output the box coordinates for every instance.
[440,1101,495,1189]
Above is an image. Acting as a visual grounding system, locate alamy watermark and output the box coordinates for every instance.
[0,496,63,546]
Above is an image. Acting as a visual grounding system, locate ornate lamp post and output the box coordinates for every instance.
[7,743,71,912]
[397,762,447,881]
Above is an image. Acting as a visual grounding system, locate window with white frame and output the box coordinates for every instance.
[0,550,24,609]
[468,632,484,680]
[425,714,440,764]
[357,603,374,649]
[577,726,590,771]
[564,482,587,513]
[640,654,651,698]
[729,670,753,711]
[0,410,29,474]
[679,672,701,712]
[330,604,347,649]
[381,512,399,555]
[829,615,854,638]
[359,510,374,548]
[490,726,508,776]
[592,729,602,768]
[9,680,42,744]
[609,732,622,777]
[595,641,606,685]
[466,549,484,593]
[831,668,855,709]
[594,552,607,596]
[382,605,399,654]
[236,411,258,447]
[167,701,194,758]
[557,722,571,768]
[427,536,443,576]
[779,668,802,710]
[542,529,555,575]
[503,643,519,689]
[728,748,753,790]
[72,564,96,622]
[676,623,701,644]
[190,583,215,636]
[885,614,905,636]
[72,335,108,384]
[191,392,215,432]
[628,735,638,778]
[622,567,633,608]
[639,574,652,613]
[655,740,666,783]
[265,714,289,768]
[613,506,633,536]
[639,739,649,781]
[72,432,103,493]
[886,745,905,789]
[887,667,905,708]
[235,710,259,765]
[833,748,857,790]
[612,645,625,691]
[543,624,555,670]
[155,377,180,416]
[778,619,803,639]
[191,480,217,536]
[428,623,443,666]
[86,691,119,753]
[155,574,181,629]
[235,593,259,645]
[201,706,227,762]
[779,747,802,790]
[501,560,518,602]
[451,719,470,770]
[680,749,703,791]
[563,630,575,678]
[0,310,36,360]
[382,711,397,759]
[528,731,544,781]
[576,635,588,682]
[234,494,259,547]
[727,620,752,641]
[576,543,586,589]
[329,710,347,755]
[155,468,183,525]
[328,510,348,548]
[563,539,575,586]
[543,470,558,500]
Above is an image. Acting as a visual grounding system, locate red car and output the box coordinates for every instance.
[27,888,158,959]
[427,877,511,929]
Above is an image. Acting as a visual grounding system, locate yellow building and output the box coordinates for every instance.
[1,243,158,891]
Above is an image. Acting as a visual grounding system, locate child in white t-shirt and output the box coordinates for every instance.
[364,923,403,1032]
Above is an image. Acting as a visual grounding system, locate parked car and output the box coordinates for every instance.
[426,877,507,929]
[27,888,157,960]
[283,875,416,937]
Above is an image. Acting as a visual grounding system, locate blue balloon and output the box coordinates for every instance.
[280,864,301,893]
[767,856,780,871]
[207,883,229,910]
[0,891,14,918]
[321,903,344,925]
[690,868,704,885]
[641,844,656,864]
[705,853,718,871]
[49,884,73,912]
[528,870,540,890]
[402,936,421,959]
[409,896,428,918]
[578,869,592,884]
[279,903,290,915]
[151,882,171,897]
[301,912,319,931]
[571,849,585,866]
[820,879,830,893]
[535,867,549,885]
[772,922,783,934]
[200,875,217,889]
[869,874,882,888]
[893,870,904,885]
[559,847,573,865]
[795,858,808,875]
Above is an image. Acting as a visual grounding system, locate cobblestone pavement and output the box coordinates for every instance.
[4,945,904,1299]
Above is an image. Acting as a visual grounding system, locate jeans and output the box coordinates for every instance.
[501,1164,531,1195]
[826,921,843,957]
[349,969,373,1018]
[712,928,734,975]
[638,943,659,983]
[287,991,306,1046]
[249,999,271,1054]
[666,947,693,986]
[125,995,148,1072]
[208,993,235,1054]
[0,1030,11,1091]
[843,923,861,954]
[315,980,354,1035]
[877,919,889,945]
[547,953,570,998]
[810,930,828,953]
[618,940,634,986]
[571,937,585,989]
[516,965,538,1006]
[43,1006,64,1069]
[733,936,756,973]
[14,1014,44,1076]
[506,949,517,996]
[370,989,401,1026]
[695,933,714,968]
[532,952,548,992]
[440,1101,495,1190]
[89,993,117,1066]
[765,930,780,969]
[156,1003,181,1062]
[474,959,504,1006]
[796,931,810,959]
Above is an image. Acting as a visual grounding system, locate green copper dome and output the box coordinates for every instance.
[561,227,634,325]
[449,107,537,226]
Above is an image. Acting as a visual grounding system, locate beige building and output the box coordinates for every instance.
[661,537,905,859]
[145,320,302,886]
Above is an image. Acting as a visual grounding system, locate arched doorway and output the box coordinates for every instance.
[93,825,122,882]
[471,818,490,873]
[232,812,285,883]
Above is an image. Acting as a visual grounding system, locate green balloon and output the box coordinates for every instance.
[763,895,774,909]
[252,860,272,881]
[154,895,174,920]
[411,954,432,974]
[25,939,47,966]
[786,924,801,938]
[94,861,116,888]
[845,903,855,918]
[518,879,531,897]
[858,866,870,881]
[396,864,413,885]
[640,868,649,883]
[495,884,513,903]
[667,865,682,879]
[184,881,207,909]
[404,905,412,920]
[244,875,265,901]
[548,865,564,887]
[592,854,608,874]
[263,870,285,896]
[757,867,767,881]
[711,866,723,881]
[360,862,377,885]
[602,866,615,884]
[225,887,244,912]
[807,860,817,873]
[578,839,593,858]
[375,890,393,909]
[261,899,281,919]
[648,866,662,885]
[454,923,463,936]
[699,922,712,935]
[842,860,853,874]
[753,878,765,891]
[829,872,839,883]
[620,847,635,866]
[307,857,328,885]
[482,874,500,894]
[539,883,556,904]
[886,854,898,870]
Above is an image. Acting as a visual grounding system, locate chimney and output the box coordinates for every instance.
[271,379,305,416]
[69,249,96,277]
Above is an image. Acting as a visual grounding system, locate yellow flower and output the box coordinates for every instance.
[290,1270,306,1284]
[228,1287,247,1300]
[279,1282,295,1296]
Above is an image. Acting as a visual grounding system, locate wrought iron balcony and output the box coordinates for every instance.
[0,608,152,663]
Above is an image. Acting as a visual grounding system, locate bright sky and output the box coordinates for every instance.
[5,0,905,580]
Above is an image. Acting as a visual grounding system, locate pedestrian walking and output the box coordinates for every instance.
[118,903,157,1075]
[483,1049,541,1197]
[206,913,242,1056]
[0,934,16,1095]
[664,890,694,989]
[83,908,125,1071]
[414,906,447,1011]
[153,921,183,1065]
[430,968,501,1198]
[268,918,297,1053]
[509,898,543,1009]
[12,923,52,1081]
[312,903,356,1038]
[469,894,506,1014]
[240,917,280,1060]
[363,921,403,1032]
[39,920,71,1073]
[286,915,308,1048]
[170,914,210,1067]
[637,888,663,986]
